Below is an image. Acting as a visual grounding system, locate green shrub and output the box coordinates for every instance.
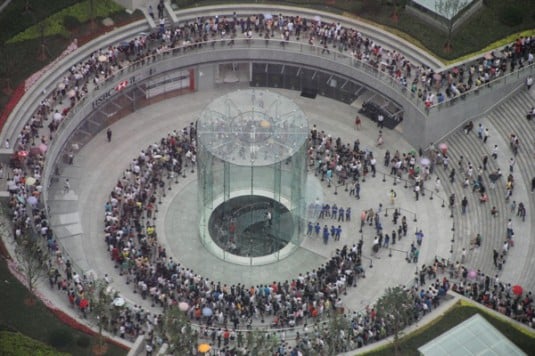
[499,6,524,27]
[76,334,91,348]
[48,328,73,348]
[7,0,124,43]
[361,0,382,15]
[63,15,81,31]
[0,331,70,356]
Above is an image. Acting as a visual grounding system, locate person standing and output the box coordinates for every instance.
[491,145,498,160]
[64,178,70,193]
[307,221,313,236]
[449,168,456,183]
[461,196,468,214]
[338,207,345,222]
[377,114,384,129]
[107,128,112,142]
[322,225,330,245]
[376,131,384,146]
[355,115,361,130]
[483,128,490,143]
[434,176,441,193]
[415,230,424,245]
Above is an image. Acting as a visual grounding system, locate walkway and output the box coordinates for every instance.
[433,85,535,293]
[1,4,534,354]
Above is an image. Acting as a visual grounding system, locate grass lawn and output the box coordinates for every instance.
[0,0,83,44]
[0,256,127,356]
[362,300,535,356]
[0,2,142,113]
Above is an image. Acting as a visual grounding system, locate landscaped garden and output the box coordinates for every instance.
[0,252,127,355]
[362,299,535,355]
[0,0,534,354]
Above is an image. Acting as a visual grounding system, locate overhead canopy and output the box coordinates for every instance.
[418,314,526,356]
[411,0,474,20]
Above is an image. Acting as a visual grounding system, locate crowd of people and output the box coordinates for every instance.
[2,6,535,356]
[99,117,445,355]
[451,272,534,327]
[133,10,535,109]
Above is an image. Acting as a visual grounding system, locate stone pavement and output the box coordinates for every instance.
[5,77,533,356]
[44,86,451,326]
[432,85,535,293]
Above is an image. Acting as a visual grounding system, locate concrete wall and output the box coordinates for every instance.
[38,43,533,176]
[4,5,533,202]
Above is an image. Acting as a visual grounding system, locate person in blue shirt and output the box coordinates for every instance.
[314,222,321,237]
[331,204,337,220]
[335,225,342,241]
[307,221,313,236]
[323,225,330,244]
[338,207,345,222]
[345,207,351,221]
[415,230,424,246]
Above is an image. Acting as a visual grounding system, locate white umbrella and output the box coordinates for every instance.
[178,302,189,311]
[98,55,108,63]
[314,15,321,23]
[57,83,65,90]
[67,89,76,98]
[264,13,273,20]
[27,196,38,206]
[25,177,36,186]
[113,297,125,307]
[53,112,62,121]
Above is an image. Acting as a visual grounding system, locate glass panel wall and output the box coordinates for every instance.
[197,89,308,265]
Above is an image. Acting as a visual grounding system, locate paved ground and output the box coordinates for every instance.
[45,85,452,322]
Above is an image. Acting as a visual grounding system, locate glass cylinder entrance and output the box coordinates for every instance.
[197,89,308,265]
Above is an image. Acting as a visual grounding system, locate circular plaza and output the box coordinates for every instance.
[1,3,534,355]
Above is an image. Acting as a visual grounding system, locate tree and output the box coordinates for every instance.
[15,234,47,304]
[87,279,112,355]
[0,44,14,95]
[89,0,96,32]
[163,305,198,355]
[37,20,50,62]
[435,0,468,52]
[323,310,351,355]
[390,0,401,23]
[375,286,415,355]
[245,330,279,356]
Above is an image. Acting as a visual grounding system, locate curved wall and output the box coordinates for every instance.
[2,6,533,203]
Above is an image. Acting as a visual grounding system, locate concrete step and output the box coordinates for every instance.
[438,127,508,274]
[451,134,500,273]
[485,92,535,290]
